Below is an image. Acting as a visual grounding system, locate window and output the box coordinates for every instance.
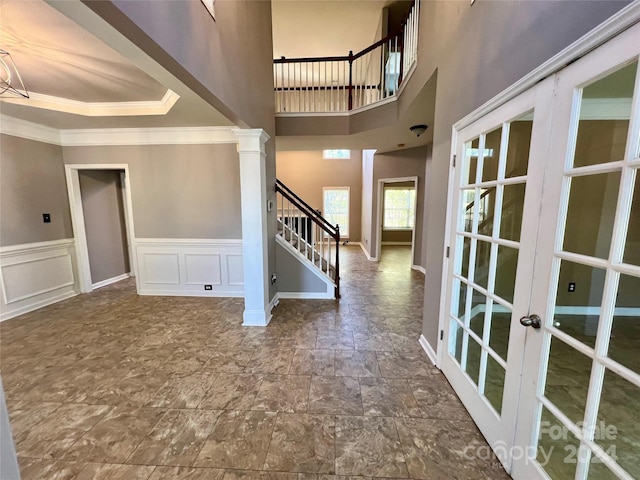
[383,187,416,229]
[323,149,351,160]
[323,187,350,237]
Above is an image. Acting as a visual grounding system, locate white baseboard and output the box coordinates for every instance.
[135,238,244,297]
[0,239,79,322]
[412,265,426,274]
[243,308,272,327]
[92,273,130,290]
[358,242,377,261]
[277,291,334,300]
[419,334,439,367]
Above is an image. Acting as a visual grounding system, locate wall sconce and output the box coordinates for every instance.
[0,49,29,98]
[410,124,428,137]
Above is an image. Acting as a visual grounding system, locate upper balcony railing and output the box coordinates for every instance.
[274,0,419,114]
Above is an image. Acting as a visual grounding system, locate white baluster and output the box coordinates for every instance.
[327,235,332,278]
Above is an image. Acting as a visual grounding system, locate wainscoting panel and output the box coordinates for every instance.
[0,239,78,321]
[136,239,244,297]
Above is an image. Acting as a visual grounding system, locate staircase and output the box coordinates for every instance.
[276,179,341,299]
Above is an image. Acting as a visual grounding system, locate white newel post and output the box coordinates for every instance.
[233,128,272,326]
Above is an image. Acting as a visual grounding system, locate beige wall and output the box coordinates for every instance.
[0,134,73,247]
[63,143,242,239]
[371,146,428,267]
[276,150,362,241]
[79,170,130,284]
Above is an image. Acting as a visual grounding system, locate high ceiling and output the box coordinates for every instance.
[0,0,234,129]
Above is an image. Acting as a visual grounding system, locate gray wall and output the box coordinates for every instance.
[414,0,631,349]
[276,241,328,294]
[371,146,428,267]
[63,143,242,239]
[276,150,363,241]
[0,134,73,247]
[0,379,19,480]
[83,0,279,299]
[79,170,130,284]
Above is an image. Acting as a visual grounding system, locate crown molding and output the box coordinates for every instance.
[0,114,237,146]
[0,89,180,117]
[0,115,61,145]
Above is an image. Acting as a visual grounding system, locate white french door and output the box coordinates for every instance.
[442,22,640,480]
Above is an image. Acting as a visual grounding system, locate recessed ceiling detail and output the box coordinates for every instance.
[0,89,180,117]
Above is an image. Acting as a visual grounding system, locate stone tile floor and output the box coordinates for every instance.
[0,246,509,479]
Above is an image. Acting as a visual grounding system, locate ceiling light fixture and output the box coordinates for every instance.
[409,124,428,137]
[0,49,29,98]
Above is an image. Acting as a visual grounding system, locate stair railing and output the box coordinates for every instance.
[274,0,419,113]
[276,179,340,298]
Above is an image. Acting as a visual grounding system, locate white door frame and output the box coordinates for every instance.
[65,164,138,293]
[375,176,419,267]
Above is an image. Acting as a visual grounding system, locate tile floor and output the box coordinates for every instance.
[0,246,509,479]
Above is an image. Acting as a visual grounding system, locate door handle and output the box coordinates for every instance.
[520,314,542,329]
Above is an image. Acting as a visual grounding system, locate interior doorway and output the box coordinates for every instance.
[376,176,418,269]
[65,164,137,293]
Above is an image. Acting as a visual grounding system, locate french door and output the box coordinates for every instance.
[442,22,640,480]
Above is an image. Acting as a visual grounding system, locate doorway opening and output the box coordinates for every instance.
[65,164,137,293]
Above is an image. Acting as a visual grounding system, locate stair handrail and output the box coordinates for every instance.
[276,179,338,235]
[276,179,341,298]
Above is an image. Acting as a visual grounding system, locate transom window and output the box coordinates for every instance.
[383,187,416,229]
[323,149,351,160]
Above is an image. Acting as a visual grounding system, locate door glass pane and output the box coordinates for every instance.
[573,61,636,168]
[494,245,518,304]
[470,297,487,339]
[537,407,580,480]
[488,309,511,361]
[484,354,505,414]
[465,138,480,185]
[477,188,496,236]
[544,337,592,424]
[450,319,464,363]
[623,171,639,266]
[459,235,471,279]
[462,189,474,232]
[505,114,533,178]
[452,279,468,319]
[466,336,482,386]
[609,273,640,375]
[554,260,606,349]
[499,183,526,242]
[474,240,491,289]
[596,368,640,479]
[482,127,502,182]
[587,459,619,480]
[563,171,621,259]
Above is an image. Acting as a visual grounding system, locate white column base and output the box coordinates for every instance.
[242,308,273,327]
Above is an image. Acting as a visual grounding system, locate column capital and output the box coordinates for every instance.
[232,128,270,153]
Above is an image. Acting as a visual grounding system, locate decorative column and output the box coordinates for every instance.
[233,128,271,326]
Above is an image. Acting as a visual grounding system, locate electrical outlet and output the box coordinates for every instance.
[568,282,576,293]
[204,284,212,291]
[43,213,51,223]
[271,274,277,285]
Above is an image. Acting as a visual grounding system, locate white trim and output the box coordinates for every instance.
[1,89,180,117]
[0,290,77,322]
[136,238,242,246]
[454,2,640,130]
[412,265,426,274]
[0,115,61,145]
[0,114,237,147]
[359,242,377,261]
[419,334,439,366]
[275,235,335,299]
[92,273,130,290]
[65,164,138,294]
[0,239,74,256]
